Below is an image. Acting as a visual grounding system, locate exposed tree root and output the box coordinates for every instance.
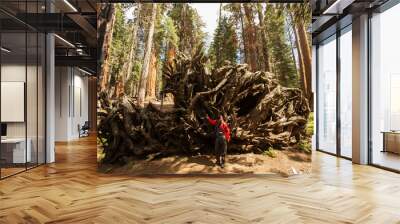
[98,47,310,164]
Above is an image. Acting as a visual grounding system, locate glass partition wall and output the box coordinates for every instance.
[370,3,400,171]
[316,25,353,159]
[0,1,46,179]
[339,26,352,159]
[317,35,337,155]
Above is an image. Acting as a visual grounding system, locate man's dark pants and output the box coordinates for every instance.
[215,135,227,167]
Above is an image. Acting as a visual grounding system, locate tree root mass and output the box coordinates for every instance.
[98,48,310,164]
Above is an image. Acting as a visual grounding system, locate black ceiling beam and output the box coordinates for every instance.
[86,0,98,11]
[0,8,38,31]
[56,47,97,57]
[67,13,96,39]
[99,0,306,2]
[13,13,83,32]
[17,12,97,47]
[55,55,97,72]
[0,18,27,31]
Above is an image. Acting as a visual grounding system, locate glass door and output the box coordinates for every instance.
[339,25,352,158]
[0,0,47,179]
[370,3,400,171]
[0,31,28,178]
[317,35,337,154]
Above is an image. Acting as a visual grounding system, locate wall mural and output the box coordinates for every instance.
[97,3,313,176]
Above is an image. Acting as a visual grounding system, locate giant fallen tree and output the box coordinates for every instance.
[98,47,310,164]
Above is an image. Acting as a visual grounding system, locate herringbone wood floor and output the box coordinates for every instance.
[1,136,400,224]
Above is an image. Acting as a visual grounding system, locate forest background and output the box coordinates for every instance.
[98,3,312,106]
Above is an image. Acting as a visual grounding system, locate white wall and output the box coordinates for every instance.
[55,66,70,141]
[55,66,89,141]
[71,72,89,138]
[1,64,41,137]
[1,65,26,138]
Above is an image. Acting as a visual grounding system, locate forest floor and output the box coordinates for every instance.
[98,99,312,177]
[98,149,311,177]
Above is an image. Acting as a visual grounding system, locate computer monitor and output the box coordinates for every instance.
[1,123,7,137]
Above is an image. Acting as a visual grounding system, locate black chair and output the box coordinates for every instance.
[79,121,90,138]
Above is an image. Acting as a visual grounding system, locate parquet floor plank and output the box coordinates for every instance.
[0,136,400,223]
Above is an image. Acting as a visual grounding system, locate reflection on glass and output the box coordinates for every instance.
[340,27,352,158]
[318,35,337,154]
[27,32,38,169]
[371,3,400,171]
[1,31,27,177]
[38,32,46,165]
[0,1,47,178]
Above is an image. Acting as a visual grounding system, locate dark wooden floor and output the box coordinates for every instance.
[0,136,400,223]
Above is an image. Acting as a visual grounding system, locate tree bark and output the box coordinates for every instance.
[243,4,258,71]
[115,78,124,98]
[296,20,312,106]
[138,4,157,107]
[215,3,222,67]
[167,44,176,64]
[98,4,116,92]
[237,4,248,65]
[146,50,157,99]
[291,15,306,96]
[256,3,270,72]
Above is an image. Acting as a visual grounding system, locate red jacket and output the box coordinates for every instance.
[207,116,231,142]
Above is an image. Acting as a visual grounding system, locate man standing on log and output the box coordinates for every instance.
[206,114,231,168]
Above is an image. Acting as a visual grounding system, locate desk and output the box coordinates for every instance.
[382,131,400,154]
[1,138,31,163]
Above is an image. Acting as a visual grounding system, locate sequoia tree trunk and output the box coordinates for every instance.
[98,4,116,92]
[167,44,176,64]
[291,17,306,97]
[146,50,157,99]
[238,4,248,65]
[296,20,313,106]
[138,4,157,107]
[243,4,258,71]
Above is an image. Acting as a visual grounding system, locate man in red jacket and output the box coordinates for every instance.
[206,114,231,168]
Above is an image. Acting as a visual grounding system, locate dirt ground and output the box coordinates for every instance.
[99,150,311,177]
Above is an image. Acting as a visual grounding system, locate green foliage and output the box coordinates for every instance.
[298,139,311,154]
[156,16,178,52]
[298,113,313,153]
[306,112,314,137]
[105,3,311,97]
[109,4,131,82]
[125,61,142,95]
[223,3,246,63]
[286,4,311,27]
[209,16,239,67]
[264,5,298,88]
[168,3,206,54]
[263,147,277,158]
[97,137,108,147]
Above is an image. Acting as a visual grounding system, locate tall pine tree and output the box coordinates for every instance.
[209,16,239,68]
[264,5,298,87]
